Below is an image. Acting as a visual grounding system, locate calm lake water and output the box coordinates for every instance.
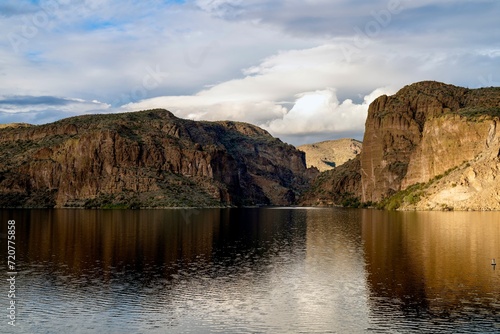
[0,208,499,333]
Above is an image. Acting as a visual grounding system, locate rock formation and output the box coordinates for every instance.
[302,81,500,210]
[299,156,361,206]
[4,82,500,210]
[298,139,362,172]
[361,81,500,205]
[0,109,317,208]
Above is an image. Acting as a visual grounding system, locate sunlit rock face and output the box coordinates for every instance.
[298,139,362,172]
[361,81,500,208]
[305,81,500,209]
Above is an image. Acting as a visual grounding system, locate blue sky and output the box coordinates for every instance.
[1,0,499,144]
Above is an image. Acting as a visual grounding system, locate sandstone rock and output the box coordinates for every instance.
[302,81,500,210]
[361,81,500,204]
[298,139,362,172]
[0,123,33,129]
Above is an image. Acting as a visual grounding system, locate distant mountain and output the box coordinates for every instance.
[302,81,500,210]
[0,123,32,129]
[0,109,317,208]
[298,139,362,172]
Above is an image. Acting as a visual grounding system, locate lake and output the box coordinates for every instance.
[0,208,499,333]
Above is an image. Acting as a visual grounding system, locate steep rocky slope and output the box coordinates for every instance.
[299,156,361,206]
[0,109,316,208]
[302,81,500,210]
[392,117,500,211]
[361,81,500,205]
[298,139,362,172]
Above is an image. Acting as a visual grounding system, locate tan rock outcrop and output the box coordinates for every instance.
[298,139,362,172]
[401,124,500,211]
[361,81,500,204]
[302,81,500,210]
[401,115,493,188]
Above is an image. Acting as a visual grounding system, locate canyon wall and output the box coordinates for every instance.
[303,81,500,210]
[361,81,500,203]
[0,109,316,208]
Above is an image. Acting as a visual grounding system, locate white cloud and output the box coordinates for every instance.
[122,41,405,142]
[1,0,500,144]
[266,87,394,136]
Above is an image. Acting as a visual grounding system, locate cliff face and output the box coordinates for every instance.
[360,81,500,204]
[302,81,500,210]
[401,115,495,188]
[299,156,361,206]
[298,139,362,172]
[0,109,316,208]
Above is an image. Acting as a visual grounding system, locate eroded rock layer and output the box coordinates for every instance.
[0,109,316,208]
[302,81,500,210]
[361,81,500,203]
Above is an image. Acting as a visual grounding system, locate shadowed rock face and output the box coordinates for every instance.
[0,109,317,208]
[299,156,361,206]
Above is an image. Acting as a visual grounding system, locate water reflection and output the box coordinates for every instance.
[362,210,500,332]
[0,208,498,333]
[303,209,370,331]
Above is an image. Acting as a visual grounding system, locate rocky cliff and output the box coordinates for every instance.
[0,109,316,208]
[302,81,500,210]
[393,112,500,211]
[299,156,361,206]
[361,81,500,205]
[298,139,362,172]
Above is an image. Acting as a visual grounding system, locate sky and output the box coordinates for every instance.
[1,0,499,145]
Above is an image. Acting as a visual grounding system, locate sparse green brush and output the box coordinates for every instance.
[403,193,420,205]
[377,182,424,210]
[341,196,360,208]
[377,164,463,210]
[456,107,500,120]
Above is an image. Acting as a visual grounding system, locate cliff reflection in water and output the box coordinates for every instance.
[21,209,219,278]
[362,210,500,327]
[1,208,498,333]
[14,209,307,278]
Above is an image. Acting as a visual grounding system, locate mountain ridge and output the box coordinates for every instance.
[0,109,317,208]
[4,81,500,210]
[301,80,500,210]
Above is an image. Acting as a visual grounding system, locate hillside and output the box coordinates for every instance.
[299,156,361,206]
[0,109,317,208]
[301,81,500,210]
[297,139,362,172]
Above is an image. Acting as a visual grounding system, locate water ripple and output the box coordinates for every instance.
[1,208,499,333]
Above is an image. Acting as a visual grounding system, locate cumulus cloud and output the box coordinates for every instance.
[122,42,403,144]
[124,83,394,145]
[266,87,392,137]
[121,32,500,144]
[1,0,500,144]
